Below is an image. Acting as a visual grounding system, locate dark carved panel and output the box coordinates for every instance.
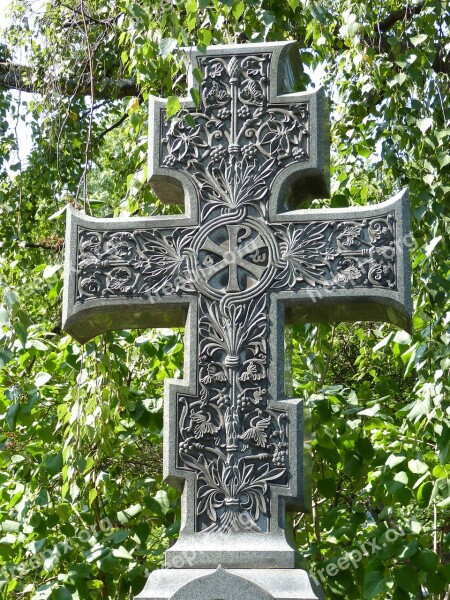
[76,215,396,303]
[71,47,399,535]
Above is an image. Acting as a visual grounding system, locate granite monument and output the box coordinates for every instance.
[62,41,411,600]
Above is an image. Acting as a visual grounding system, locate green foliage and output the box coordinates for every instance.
[0,0,449,598]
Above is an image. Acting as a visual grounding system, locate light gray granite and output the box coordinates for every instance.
[61,40,412,598]
[135,566,325,600]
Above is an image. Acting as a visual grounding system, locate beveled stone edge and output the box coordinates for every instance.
[135,567,325,600]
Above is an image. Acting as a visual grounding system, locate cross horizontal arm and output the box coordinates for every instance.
[62,189,411,343]
[271,189,412,332]
[62,208,198,343]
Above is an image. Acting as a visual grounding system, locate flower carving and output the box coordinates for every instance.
[105,267,135,294]
[105,232,135,259]
[335,259,363,284]
[163,119,207,165]
[240,79,264,105]
[240,412,271,447]
[276,222,330,287]
[257,110,307,164]
[190,410,220,439]
[337,224,363,248]
[204,81,230,109]
[208,61,224,79]
[78,275,101,297]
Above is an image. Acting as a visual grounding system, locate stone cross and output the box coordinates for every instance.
[62,42,411,593]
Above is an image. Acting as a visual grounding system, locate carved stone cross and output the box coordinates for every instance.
[63,42,411,585]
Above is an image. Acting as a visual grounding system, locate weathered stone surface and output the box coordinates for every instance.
[135,566,325,600]
[62,40,412,591]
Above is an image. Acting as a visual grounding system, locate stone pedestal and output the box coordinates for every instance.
[136,566,325,600]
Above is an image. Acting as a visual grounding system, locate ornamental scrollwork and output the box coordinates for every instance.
[76,213,396,303]
[274,214,397,290]
[160,52,309,220]
[178,296,288,533]
[76,227,196,301]
[73,48,400,535]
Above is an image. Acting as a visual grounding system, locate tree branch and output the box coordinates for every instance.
[375,2,426,33]
[62,16,119,29]
[0,62,141,99]
[98,112,128,138]
[364,2,449,76]
[57,0,122,27]
[24,240,64,251]
[0,63,35,94]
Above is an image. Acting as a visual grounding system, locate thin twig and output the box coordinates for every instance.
[98,112,128,139]
[57,0,118,27]
[80,99,111,117]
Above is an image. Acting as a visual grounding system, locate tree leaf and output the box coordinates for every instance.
[35,372,52,387]
[51,587,73,600]
[166,96,181,119]
[6,402,20,431]
[416,118,433,133]
[159,37,177,59]
[436,495,450,508]
[0,307,9,325]
[408,459,428,475]
[89,488,98,506]
[190,87,200,108]
[393,565,419,593]
[364,571,389,599]
[112,546,133,560]
[359,403,380,417]
[43,452,63,476]
[233,0,245,19]
[410,34,428,46]
[425,236,442,256]
[412,549,439,572]
[117,503,143,524]
[48,205,67,220]
[43,264,62,279]
[192,67,202,84]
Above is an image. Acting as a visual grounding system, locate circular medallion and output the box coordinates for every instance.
[191,214,279,301]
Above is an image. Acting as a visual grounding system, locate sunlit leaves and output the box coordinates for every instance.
[159,37,178,59]
[0,0,449,598]
[165,96,182,119]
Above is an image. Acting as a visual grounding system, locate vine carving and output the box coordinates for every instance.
[73,49,399,533]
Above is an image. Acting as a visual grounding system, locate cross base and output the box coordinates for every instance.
[136,566,325,600]
[165,532,299,569]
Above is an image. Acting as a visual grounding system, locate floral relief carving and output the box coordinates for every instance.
[76,214,396,303]
[178,296,288,533]
[160,52,310,218]
[73,49,399,534]
[274,215,397,290]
